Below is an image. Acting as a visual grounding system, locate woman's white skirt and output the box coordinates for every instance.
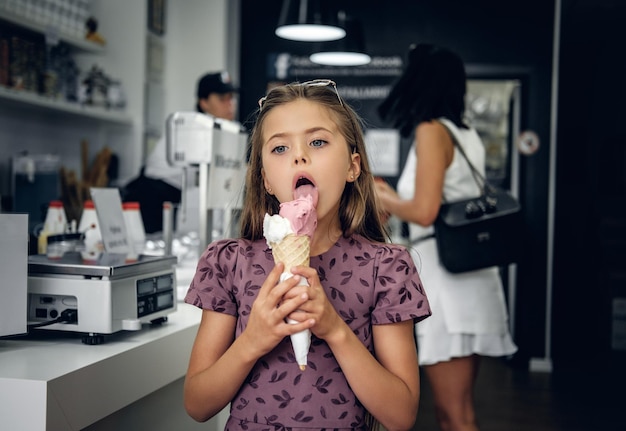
[416,293,518,366]
[409,236,518,366]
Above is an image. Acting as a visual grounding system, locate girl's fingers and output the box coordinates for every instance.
[261,262,284,293]
[286,265,317,283]
[259,263,294,304]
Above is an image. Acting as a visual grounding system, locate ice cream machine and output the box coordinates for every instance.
[166,112,248,253]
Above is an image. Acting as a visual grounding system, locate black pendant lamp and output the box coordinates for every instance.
[309,12,371,66]
[275,0,346,42]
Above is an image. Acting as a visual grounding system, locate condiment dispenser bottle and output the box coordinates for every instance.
[78,200,103,263]
[38,200,67,254]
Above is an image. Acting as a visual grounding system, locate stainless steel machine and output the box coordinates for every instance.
[166,112,247,253]
[27,252,177,344]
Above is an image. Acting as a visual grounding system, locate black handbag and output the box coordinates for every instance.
[432,126,522,273]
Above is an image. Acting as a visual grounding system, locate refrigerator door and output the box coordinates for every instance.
[466,79,521,334]
[466,80,520,192]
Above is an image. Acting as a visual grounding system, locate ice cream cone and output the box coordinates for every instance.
[271,234,311,371]
[263,193,317,372]
[270,234,310,270]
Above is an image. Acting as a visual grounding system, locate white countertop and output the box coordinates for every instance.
[0,303,202,431]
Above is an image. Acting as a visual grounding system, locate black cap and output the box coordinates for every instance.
[196,71,238,98]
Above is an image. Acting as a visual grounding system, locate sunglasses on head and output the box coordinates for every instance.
[258,79,344,109]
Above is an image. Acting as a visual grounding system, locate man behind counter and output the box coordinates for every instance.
[123,71,238,234]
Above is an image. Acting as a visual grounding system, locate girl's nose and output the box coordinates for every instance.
[294,145,308,164]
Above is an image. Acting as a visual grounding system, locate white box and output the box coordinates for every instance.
[0,214,28,337]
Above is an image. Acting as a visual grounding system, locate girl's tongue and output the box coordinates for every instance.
[293,184,318,207]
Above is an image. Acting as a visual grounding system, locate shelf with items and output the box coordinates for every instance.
[0,8,103,53]
[0,4,130,124]
[0,85,132,124]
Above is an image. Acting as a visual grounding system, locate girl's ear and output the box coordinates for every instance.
[262,168,273,194]
[347,153,361,182]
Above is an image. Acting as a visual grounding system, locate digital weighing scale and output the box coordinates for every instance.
[27,253,177,344]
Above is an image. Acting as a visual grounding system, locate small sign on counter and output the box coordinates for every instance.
[90,187,132,255]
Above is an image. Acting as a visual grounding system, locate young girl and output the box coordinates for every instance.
[183,79,431,431]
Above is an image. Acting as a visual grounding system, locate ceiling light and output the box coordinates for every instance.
[309,13,371,66]
[275,0,346,42]
[310,51,371,66]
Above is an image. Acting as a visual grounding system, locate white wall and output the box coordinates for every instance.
[164,0,231,119]
[76,0,146,183]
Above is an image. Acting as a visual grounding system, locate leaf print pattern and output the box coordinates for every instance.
[331,393,350,405]
[399,284,413,304]
[210,296,229,313]
[273,390,294,408]
[236,397,249,410]
[395,257,413,275]
[355,292,365,304]
[377,274,394,287]
[269,370,288,383]
[292,411,314,423]
[329,285,346,302]
[313,376,332,394]
[355,252,374,267]
[339,308,357,325]
[339,270,352,286]
[248,371,260,389]
[385,311,403,323]
[185,236,431,431]
[317,266,327,283]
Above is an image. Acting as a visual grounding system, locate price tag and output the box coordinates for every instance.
[90,187,131,255]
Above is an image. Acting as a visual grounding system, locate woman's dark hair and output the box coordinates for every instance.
[378,44,468,137]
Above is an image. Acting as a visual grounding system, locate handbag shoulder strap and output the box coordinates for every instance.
[438,120,494,195]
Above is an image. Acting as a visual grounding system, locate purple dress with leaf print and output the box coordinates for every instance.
[185,234,431,431]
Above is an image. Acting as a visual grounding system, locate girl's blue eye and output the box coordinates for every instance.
[310,139,326,148]
[272,145,287,154]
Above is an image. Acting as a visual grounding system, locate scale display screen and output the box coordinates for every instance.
[157,275,173,291]
[136,273,175,317]
[157,292,174,308]
[137,278,155,296]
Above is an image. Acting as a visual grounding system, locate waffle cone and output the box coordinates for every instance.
[271,234,310,270]
[270,233,312,371]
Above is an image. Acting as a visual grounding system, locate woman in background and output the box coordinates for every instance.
[375,44,517,431]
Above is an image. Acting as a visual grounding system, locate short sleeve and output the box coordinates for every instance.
[184,239,239,316]
[371,244,431,325]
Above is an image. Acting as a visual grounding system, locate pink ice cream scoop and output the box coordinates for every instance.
[278,191,317,238]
